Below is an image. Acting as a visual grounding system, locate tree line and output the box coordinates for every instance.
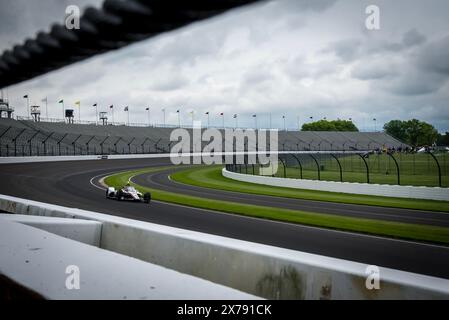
[301,118,448,147]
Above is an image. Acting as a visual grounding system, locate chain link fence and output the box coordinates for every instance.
[227,151,449,188]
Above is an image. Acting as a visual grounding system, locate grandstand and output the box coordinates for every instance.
[0,118,405,157]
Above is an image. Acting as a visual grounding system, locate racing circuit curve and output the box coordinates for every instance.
[0,157,449,279]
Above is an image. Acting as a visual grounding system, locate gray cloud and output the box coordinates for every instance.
[417,35,449,75]
[402,29,427,47]
[2,0,449,132]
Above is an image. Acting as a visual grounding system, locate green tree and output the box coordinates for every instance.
[383,120,407,142]
[383,119,438,147]
[301,119,358,132]
[403,119,438,146]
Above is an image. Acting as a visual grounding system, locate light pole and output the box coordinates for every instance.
[177,109,180,127]
[205,112,210,128]
[253,114,257,129]
[220,112,224,129]
[75,101,81,122]
[373,118,377,132]
[282,115,286,131]
[146,107,150,126]
[233,114,238,128]
[42,97,48,119]
[162,108,166,127]
[269,113,272,129]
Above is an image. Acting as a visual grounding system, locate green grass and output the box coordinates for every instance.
[104,166,449,245]
[272,153,449,187]
[170,165,449,213]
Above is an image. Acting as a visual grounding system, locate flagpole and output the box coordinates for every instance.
[23,95,29,119]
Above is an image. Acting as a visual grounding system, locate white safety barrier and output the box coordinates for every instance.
[223,168,449,201]
[0,151,366,164]
[0,219,258,300]
[1,193,448,299]
[0,214,102,246]
[0,153,170,164]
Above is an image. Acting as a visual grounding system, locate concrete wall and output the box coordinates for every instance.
[0,153,170,164]
[0,214,102,246]
[223,168,449,201]
[0,218,258,300]
[0,151,365,164]
[1,193,448,299]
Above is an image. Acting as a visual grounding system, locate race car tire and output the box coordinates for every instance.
[144,192,151,204]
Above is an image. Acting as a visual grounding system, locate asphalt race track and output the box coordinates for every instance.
[1,158,449,279]
[133,168,449,227]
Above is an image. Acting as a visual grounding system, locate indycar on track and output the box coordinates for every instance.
[106,185,151,203]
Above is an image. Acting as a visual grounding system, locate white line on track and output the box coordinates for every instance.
[89,170,449,250]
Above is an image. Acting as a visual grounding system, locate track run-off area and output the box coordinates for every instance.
[1,158,449,279]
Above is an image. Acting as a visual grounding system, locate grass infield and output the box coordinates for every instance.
[104,166,449,245]
[170,166,449,213]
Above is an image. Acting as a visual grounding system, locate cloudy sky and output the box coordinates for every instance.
[1,0,449,132]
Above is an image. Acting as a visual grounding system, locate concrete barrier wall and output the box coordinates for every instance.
[1,193,448,299]
[223,168,449,201]
[0,214,102,246]
[0,153,170,164]
[0,218,258,300]
[0,151,364,164]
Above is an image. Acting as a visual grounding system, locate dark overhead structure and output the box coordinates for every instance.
[0,0,261,88]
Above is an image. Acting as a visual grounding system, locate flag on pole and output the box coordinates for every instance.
[124,106,129,111]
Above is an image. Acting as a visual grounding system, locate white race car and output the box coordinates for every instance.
[106,185,151,203]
